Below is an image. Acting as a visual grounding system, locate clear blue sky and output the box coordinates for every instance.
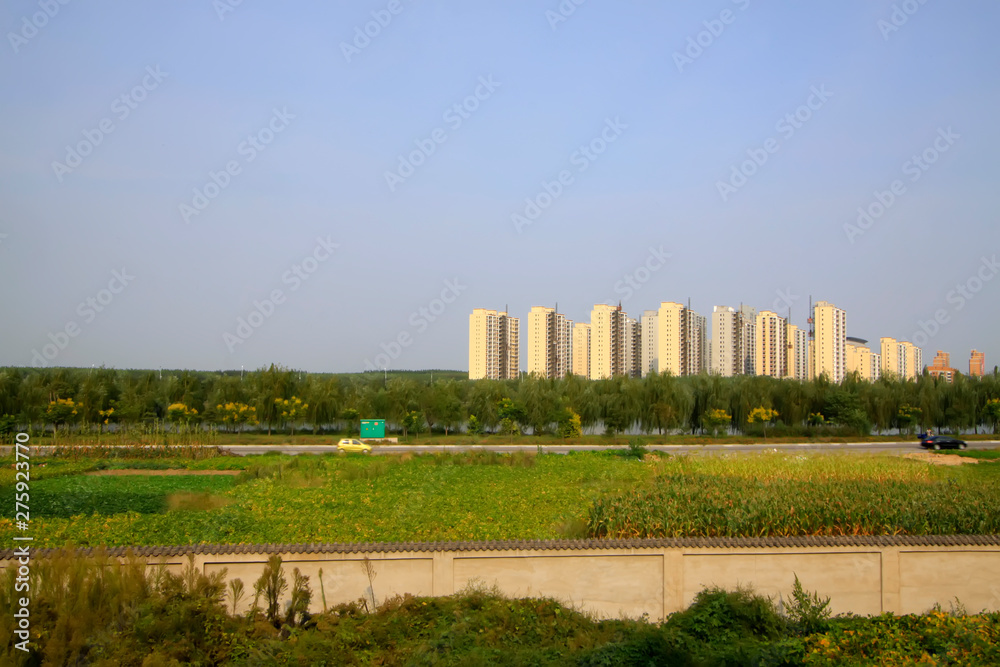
[1,1,998,373]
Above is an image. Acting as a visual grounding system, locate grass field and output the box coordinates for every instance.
[3,449,1000,548]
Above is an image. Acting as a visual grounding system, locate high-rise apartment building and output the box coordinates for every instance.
[845,337,880,381]
[640,310,659,377]
[655,302,706,376]
[755,311,787,378]
[657,302,686,376]
[903,341,922,378]
[468,308,519,380]
[624,316,642,378]
[811,300,846,383]
[711,305,755,376]
[786,323,809,381]
[589,303,627,380]
[711,306,739,376]
[970,350,986,376]
[526,306,572,379]
[880,337,922,380]
[687,309,708,375]
[571,323,591,378]
[880,337,904,378]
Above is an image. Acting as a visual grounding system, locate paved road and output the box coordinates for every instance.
[217,441,1000,456]
[7,441,998,457]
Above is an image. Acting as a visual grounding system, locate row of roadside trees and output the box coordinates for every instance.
[2,365,1000,438]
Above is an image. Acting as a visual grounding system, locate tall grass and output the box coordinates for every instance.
[589,454,999,538]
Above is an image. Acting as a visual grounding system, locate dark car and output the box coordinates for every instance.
[919,435,967,450]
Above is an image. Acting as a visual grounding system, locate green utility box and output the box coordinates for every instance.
[360,419,386,438]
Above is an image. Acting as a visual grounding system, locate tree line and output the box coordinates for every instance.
[1,365,999,438]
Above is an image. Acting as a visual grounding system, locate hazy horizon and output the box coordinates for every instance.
[2,1,998,374]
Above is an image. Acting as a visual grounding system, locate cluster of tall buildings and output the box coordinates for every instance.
[927,349,987,383]
[468,300,952,383]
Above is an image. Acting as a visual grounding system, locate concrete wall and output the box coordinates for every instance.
[23,540,994,620]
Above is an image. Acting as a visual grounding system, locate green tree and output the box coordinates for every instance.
[557,408,583,439]
[401,410,424,438]
[275,396,308,435]
[467,414,483,435]
[747,406,779,440]
[896,404,922,436]
[216,402,257,433]
[340,408,360,435]
[166,402,199,429]
[982,398,1000,434]
[702,408,731,437]
[45,398,78,438]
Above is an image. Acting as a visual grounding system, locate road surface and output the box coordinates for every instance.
[217,441,1000,456]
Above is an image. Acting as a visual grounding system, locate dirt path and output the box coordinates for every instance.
[902,452,977,466]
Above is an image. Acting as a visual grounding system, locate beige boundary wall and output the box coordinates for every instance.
[5,536,1000,620]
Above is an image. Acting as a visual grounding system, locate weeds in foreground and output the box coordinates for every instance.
[3,553,999,666]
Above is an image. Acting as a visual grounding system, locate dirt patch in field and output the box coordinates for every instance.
[902,452,977,466]
[85,469,242,476]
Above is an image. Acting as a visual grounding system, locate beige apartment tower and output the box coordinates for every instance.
[845,337,880,381]
[811,300,846,383]
[589,304,625,380]
[786,323,809,381]
[468,308,519,380]
[656,302,686,376]
[903,342,923,378]
[711,305,754,376]
[640,310,659,376]
[687,309,708,375]
[711,306,740,376]
[654,302,706,376]
[755,310,788,378]
[572,323,591,378]
[879,337,922,380]
[526,306,572,379]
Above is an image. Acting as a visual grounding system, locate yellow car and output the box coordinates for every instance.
[337,438,372,454]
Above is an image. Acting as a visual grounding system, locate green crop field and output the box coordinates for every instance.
[2,450,999,549]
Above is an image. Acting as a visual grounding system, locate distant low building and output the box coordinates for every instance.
[928,350,958,383]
